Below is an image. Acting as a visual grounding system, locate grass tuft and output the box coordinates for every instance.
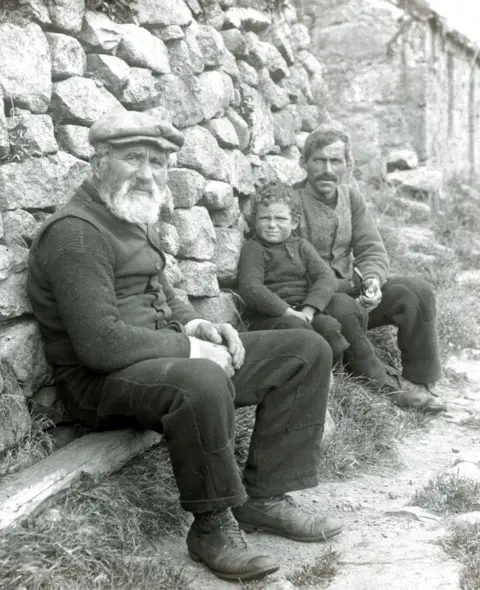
[410,473,480,515]
[285,547,340,588]
[441,521,480,590]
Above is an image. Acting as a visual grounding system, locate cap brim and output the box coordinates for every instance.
[106,135,181,152]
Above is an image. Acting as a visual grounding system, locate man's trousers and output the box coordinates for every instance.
[54,329,332,514]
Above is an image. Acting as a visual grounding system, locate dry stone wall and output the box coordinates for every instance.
[0,0,328,453]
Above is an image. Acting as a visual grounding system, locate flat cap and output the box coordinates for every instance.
[88,111,184,152]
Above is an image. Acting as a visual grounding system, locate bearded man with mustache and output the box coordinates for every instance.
[295,121,446,414]
[27,111,343,582]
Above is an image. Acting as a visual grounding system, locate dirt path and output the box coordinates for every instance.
[158,353,480,590]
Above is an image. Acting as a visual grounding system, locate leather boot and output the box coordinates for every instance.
[186,509,278,581]
[381,374,446,414]
[233,494,344,542]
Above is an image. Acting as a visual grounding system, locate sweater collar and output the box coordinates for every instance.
[253,233,299,248]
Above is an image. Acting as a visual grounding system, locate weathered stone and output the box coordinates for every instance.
[238,60,259,87]
[0,271,32,320]
[273,109,298,148]
[385,506,441,522]
[0,361,31,454]
[144,105,173,123]
[296,104,321,132]
[224,149,255,196]
[281,63,312,103]
[196,24,226,68]
[261,21,295,66]
[224,7,271,32]
[46,0,85,34]
[225,108,250,152]
[163,252,182,287]
[159,185,174,224]
[51,76,125,125]
[454,512,480,526]
[77,10,122,53]
[213,227,243,287]
[297,50,324,78]
[166,39,196,76]
[3,209,38,245]
[117,25,170,75]
[203,117,239,149]
[29,385,70,425]
[176,125,229,182]
[0,215,3,241]
[168,168,206,208]
[0,152,89,210]
[0,244,28,281]
[46,32,86,80]
[155,222,179,257]
[183,24,205,74]
[0,319,52,397]
[210,198,241,228]
[0,108,10,161]
[221,28,248,58]
[387,149,420,172]
[153,25,184,42]
[221,49,239,80]
[114,67,160,110]
[6,114,58,156]
[55,124,93,161]
[244,32,288,82]
[200,2,225,30]
[290,23,310,51]
[201,180,234,210]
[173,206,216,260]
[387,168,444,200]
[179,260,220,297]
[453,451,480,467]
[190,291,239,325]
[9,0,51,25]
[257,68,289,111]
[259,155,307,186]
[197,70,234,121]
[444,462,480,484]
[133,0,192,27]
[240,85,275,156]
[155,74,203,129]
[86,54,130,94]
[0,22,51,113]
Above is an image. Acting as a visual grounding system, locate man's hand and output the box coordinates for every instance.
[284,307,310,323]
[189,338,235,377]
[301,305,317,324]
[191,320,245,370]
[358,277,382,311]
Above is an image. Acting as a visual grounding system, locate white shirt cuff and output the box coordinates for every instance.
[188,336,201,358]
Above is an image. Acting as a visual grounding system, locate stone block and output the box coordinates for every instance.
[168,168,206,208]
[386,149,419,172]
[55,124,93,161]
[0,271,32,320]
[296,104,321,133]
[261,21,295,66]
[245,32,288,82]
[290,23,310,51]
[77,10,122,53]
[273,109,298,148]
[86,54,130,94]
[117,24,170,74]
[133,0,192,27]
[0,361,31,454]
[0,244,28,281]
[166,39,196,76]
[6,114,58,156]
[8,0,51,25]
[113,67,160,110]
[210,198,241,228]
[444,462,480,484]
[46,0,85,34]
[201,180,234,210]
[224,149,255,196]
[200,2,225,30]
[239,84,275,156]
[3,209,38,245]
[0,152,89,210]
[196,70,234,122]
[0,319,52,397]
[176,125,229,182]
[316,22,392,62]
[214,227,243,287]
[179,260,219,297]
[281,64,312,103]
[237,60,259,87]
[0,108,10,161]
[173,206,216,260]
[203,117,239,149]
[163,252,182,287]
[29,385,70,424]
[190,291,240,324]
[152,25,184,42]
[0,22,51,113]
[46,32,86,80]
[225,108,250,152]
[183,24,205,74]
[221,29,248,58]
[261,154,306,186]
[224,7,271,32]
[258,68,289,112]
[144,105,173,124]
[157,221,180,256]
[196,24,226,68]
[387,168,444,201]
[51,76,125,126]
[155,74,203,129]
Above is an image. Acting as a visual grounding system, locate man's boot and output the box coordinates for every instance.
[381,374,446,414]
[186,508,278,581]
[233,494,344,542]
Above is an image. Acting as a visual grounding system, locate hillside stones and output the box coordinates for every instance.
[214,227,243,287]
[240,85,275,156]
[155,74,203,129]
[196,24,226,68]
[46,0,85,34]
[225,108,250,151]
[0,22,51,113]
[77,11,122,53]
[210,198,241,227]
[117,25,171,74]
[197,70,234,121]
[0,271,32,320]
[238,60,259,86]
[0,360,31,454]
[179,260,219,296]
[0,153,89,210]
[203,117,239,149]
[221,28,248,58]
[6,114,58,156]
[273,109,298,147]
[86,54,130,93]
[55,125,93,160]
[176,126,229,182]
[190,291,239,324]
[387,149,419,172]
[46,33,86,81]
[224,149,255,195]
[157,222,180,256]
[224,7,271,32]
[173,206,216,260]
[201,180,235,210]
[0,245,28,282]
[163,252,182,286]
[51,76,125,125]
[290,24,311,51]
[168,168,206,208]
[133,0,192,27]
[113,67,160,110]
[3,210,38,245]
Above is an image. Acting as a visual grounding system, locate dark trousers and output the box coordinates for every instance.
[55,329,332,514]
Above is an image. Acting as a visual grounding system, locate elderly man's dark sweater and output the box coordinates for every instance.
[27,180,201,374]
[237,235,336,317]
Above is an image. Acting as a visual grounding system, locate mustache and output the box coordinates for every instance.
[315,174,337,182]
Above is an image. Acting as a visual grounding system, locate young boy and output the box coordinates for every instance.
[238,181,350,363]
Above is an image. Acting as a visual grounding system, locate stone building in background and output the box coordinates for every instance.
[293,0,480,181]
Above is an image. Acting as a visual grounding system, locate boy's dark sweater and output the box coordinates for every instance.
[237,234,336,317]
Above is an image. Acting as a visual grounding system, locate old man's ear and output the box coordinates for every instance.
[90,146,110,181]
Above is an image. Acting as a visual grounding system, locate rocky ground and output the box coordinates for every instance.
[158,352,480,590]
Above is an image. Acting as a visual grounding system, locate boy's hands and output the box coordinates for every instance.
[284,307,311,323]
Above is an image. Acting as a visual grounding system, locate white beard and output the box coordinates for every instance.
[99,179,165,226]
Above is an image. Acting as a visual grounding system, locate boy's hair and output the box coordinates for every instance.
[253,181,302,223]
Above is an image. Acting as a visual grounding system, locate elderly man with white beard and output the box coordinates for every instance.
[27,111,343,582]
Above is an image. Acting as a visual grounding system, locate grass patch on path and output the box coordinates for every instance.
[410,473,480,515]
[442,521,480,590]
